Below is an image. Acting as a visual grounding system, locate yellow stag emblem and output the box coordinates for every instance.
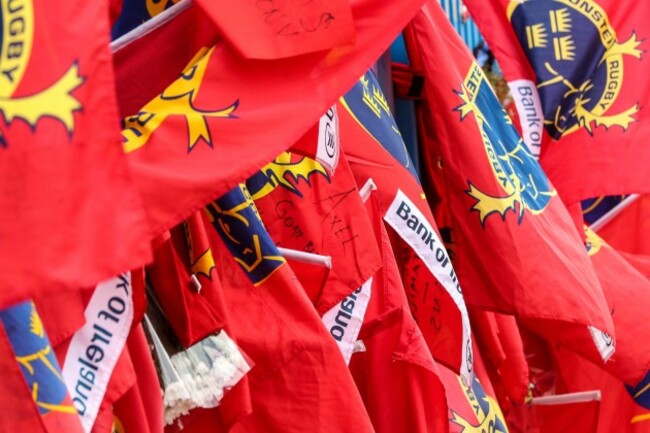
[122,46,238,153]
[0,0,84,146]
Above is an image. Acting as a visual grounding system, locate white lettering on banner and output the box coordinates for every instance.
[589,325,615,362]
[509,79,544,158]
[322,277,372,365]
[316,105,340,173]
[62,273,134,432]
[384,189,473,382]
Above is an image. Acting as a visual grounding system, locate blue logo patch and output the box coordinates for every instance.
[627,370,650,409]
[451,374,509,432]
[341,70,419,180]
[508,0,642,139]
[205,185,286,285]
[0,302,76,416]
[455,64,555,225]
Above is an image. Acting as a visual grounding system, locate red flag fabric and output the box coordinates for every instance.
[90,350,137,433]
[619,252,650,279]
[338,69,473,381]
[464,0,650,205]
[201,185,374,433]
[197,0,356,59]
[406,0,615,364]
[585,227,650,385]
[348,187,448,433]
[146,212,252,430]
[247,149,381,316]
[114,0,427,238]
[112,325,164,433]
[597,195,650,256]
[0,0,151,306]
[146,216,227,349]
[470,309,529,410]
[552,347,650,433]
[529,399,600,433]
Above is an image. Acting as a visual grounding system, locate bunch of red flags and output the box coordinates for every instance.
[3,0,650,431]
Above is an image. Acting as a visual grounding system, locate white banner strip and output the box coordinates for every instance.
[589,325,615,362]
[508,79,544,158]
[322,277,373,365]
[384,189,473,382]
[62,273,134,432]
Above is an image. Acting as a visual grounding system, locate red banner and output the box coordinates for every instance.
[407,0,614,364]
[0,0,151,306]
[465,0,650,205]
[114,0,427,239]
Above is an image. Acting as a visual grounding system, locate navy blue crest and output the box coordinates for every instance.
[342,70,420,180]
[455,64,555,224]
[112,0,178,40]
[582,194,627,225]
[627,370,650,409]
[206,185,286,285]
[0,302,72,415]
[509,0,642,139]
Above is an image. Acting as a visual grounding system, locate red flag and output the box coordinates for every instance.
[114,0,427,237]
[146,215,227,349]
[90,349,137,433]
[0,0,151,306]
[552,347,650,433]
[247,149,381,316]
[529,399,600,433]
[339,69,473,381]
[406,0,615,365]
[585,227,650,385]
[470,309,529,410]
[199,185,374,432]
[197,0,356,59]
[113,325,164,433]
[596,195,650,256]
[146,212,252,429]
[348,187,448,433]
[464,0,650,204]
[619,252,650,279]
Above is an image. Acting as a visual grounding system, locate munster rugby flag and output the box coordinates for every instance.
[247,149,381,318]
[407,1,615,363]
[115,0,427,237]
[339,70,473,381]
[465,0,650,204]
[204,185,375,432]
[349,187,449,433]
[0,0,151,305]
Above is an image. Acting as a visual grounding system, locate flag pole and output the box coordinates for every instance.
[529,390,601,406]
[110,0,193,52]
[590,194,640,231]
[278,248,332,269]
